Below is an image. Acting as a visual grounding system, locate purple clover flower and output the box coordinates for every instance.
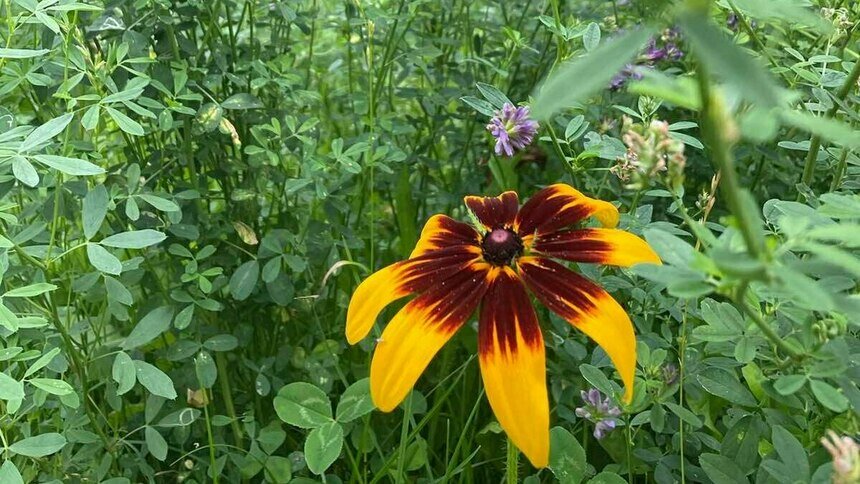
[610,64,645,91]
[486,103,539,157]
[575,388,622,439]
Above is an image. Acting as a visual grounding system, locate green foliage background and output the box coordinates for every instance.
[0,0,858,482]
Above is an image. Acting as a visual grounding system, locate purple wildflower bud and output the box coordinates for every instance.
[665,43,684,61]
[609,64,637,90]
[486,103,539,157]
[575,387,622,440]
[643,38,666,61]
[727,12,739,30]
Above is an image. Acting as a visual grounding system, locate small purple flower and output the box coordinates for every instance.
[575,388,622,440]
[643,38,666,61]
[609,64,646,91]
[486,103,539,157]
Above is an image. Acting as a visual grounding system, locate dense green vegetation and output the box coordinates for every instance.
[0,0,858,482]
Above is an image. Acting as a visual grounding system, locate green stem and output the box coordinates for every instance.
[735,282,804,359]
[696,65,764,260]
[396,392,413,483]
[829,148,850,191]
[215,352,243,448]
[800,56,860,187]
[505,437,519,484]
[203,399,220,484]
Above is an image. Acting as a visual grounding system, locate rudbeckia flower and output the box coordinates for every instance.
[345,184,660,468]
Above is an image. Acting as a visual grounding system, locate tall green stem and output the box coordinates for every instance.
[696,65,764,260]
[800,57,860,187]
[505,437,519,484]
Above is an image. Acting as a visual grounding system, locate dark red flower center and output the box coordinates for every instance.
[481,228,523,266]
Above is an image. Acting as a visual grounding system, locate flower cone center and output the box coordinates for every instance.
[481,228,523,266]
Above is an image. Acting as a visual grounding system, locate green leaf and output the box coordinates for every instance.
[582,22,600,51]
[230,260,260,301]
[195,350,217,388]
[304,421,344,475]
[579,364,617,398]
[549,426,586,484]
[106,106,144,136]
[587,472,627,484]
[0,461,23,484]
[145,426,168,461]
[643,228,695,266]
[19,113,73,152]
[138,194,180,212]
[12,157,39,187]
[810,379,849,412]
[4,282,57,298]
[273,382,333,429]
[263,456,292,484]
[87,243,122,275]
[460,96,496,116]
[101,229,167,249]
[112,351,136,395]
[29,378,74,396]
[81,104,100,130]
[335,378,375,423]
[532,27,654,119]
[664,402,702,428]
[174,304,194,330]
[780,110,860,150]
[83,185,108,239]
[475,83,512,109]
[8,433,66,457]
[0,48,50,59]
[123,306,174,350]
[24,347,60,378]
[771,426,809,480]
[203,334,238,352]
[0,372,24,400]
[221,93,264,110]
[678,13,781,108]
[32,155,104,175]
[774,375,807,395]
[696,367,757,406]
[699,453,750,484]
[135,360,177,399]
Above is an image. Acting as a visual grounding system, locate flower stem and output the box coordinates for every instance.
[735,282,805,359]
[800,56,860,188]
[505,437,519,484]
[695,64,764,260]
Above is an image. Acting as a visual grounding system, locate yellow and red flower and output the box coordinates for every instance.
[346,184,661,468]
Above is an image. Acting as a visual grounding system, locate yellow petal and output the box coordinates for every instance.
[533,228,661,267]
[516,184,619,236]
[518,256,636,403]
[370,264,491,411]
[346,246,481,344]
[478,267,549,468]
[410,214,481,258]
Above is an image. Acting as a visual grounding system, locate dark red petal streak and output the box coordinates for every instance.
[465,191,519,229]
[479,268,541,355]
[478,267,549,467]
[515,184,619,236]
[532,228,661,267]
[517,256,637,402]
[346,245,481,343]
[370,262,491,411]
[410,214,481,258]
